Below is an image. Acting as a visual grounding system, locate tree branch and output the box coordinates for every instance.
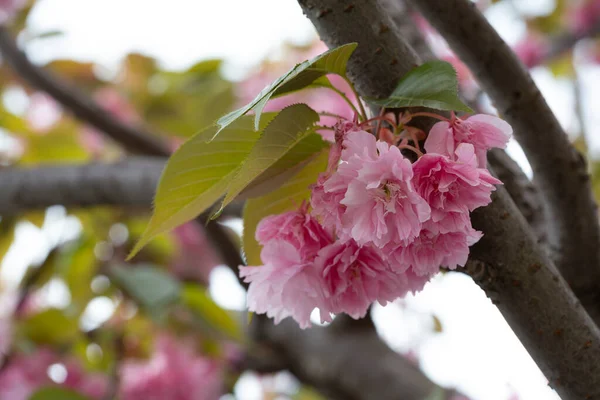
[250,315,456,400]
[0,27,169,157]
[0,158,163,215]
[298,1,600,398]
[487,149,546,244]
[408,0,600,324]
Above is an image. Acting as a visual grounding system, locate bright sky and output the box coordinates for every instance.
[7,0,600,399]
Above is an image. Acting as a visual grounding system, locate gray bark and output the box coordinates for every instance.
[297,0,600,398]
[408,0,600,326]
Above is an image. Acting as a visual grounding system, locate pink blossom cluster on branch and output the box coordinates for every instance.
[241,112,511,328]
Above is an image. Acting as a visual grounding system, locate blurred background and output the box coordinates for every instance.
[0,0,599,399]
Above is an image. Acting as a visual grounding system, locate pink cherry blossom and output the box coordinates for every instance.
[567,0,600,34]
[63,360,108,399]
[310,172,347,233]
[389,222,483,277]
[339,133,430,247]
[240,208,333,327]
[120,335,222,400]
[315,240,409,319]
[240,241,332,328]
[424,114,512,168]
[255,207,332,260]
[0,0,25,23]
[0,348,56,400]
[412,143,501,232]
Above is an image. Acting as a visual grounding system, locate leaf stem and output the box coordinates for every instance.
[409,112,449,121]
[344,77,368,121]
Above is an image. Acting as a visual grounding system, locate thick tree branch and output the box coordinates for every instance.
[250,315,457,400]
[298,1,600,398]
[487,149,546,244]
[0,159,163,215]
[408,0,600,324]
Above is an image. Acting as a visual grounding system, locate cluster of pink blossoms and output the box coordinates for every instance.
[240,112,512,328]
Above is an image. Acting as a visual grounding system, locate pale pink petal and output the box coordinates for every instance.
[424,121,454,157]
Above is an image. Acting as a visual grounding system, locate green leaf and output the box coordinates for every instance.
[19,309,79,346]
[216,43,357,136]
[367,61,473,112]
[243,150,328,265]
[109,265,180,311]
[180,284,242,341]
[129,115,273,258]
[29,387,90,400]
[217,104,323,212]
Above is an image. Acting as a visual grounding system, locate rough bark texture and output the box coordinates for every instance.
[468,186,600,399]
[488,149,546,244]
[0,159,163,215]
[251,315,454,400]
[298,0,600,398]
[409,0,600,325]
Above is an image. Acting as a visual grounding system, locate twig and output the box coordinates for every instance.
[408,0,600,328]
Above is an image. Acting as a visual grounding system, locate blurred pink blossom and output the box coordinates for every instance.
[26,92,62,133]
[80,88,140,156]
[119,335,222,400]
[513,34,549,68]
[567,0,600,34]
[0,0,24,23]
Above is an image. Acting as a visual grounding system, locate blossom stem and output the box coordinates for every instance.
[361,115,397,128]
[409,112,449,121]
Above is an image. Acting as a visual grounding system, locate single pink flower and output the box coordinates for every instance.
[338,133,430,247]
[255,207,332,260]
[425,114,512,168]
[240,241,332,328]
[412,143,501,232]
[389,222,483,276]
[315,240,408,319]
